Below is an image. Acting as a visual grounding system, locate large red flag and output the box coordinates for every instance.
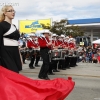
[0,66,75,100]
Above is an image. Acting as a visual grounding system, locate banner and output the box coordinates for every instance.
[19,19,51,33]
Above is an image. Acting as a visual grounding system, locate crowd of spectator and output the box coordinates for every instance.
[77,45,100,63]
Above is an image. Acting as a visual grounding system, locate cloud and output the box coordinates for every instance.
[0,0,100,28]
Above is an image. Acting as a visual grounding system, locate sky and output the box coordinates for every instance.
[0,0,100,28]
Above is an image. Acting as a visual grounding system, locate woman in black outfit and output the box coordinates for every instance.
[0,5,22,73]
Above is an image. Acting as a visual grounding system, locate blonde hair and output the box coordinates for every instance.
[0,5,12,22]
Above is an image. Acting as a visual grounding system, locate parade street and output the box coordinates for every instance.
[20,61,100,100]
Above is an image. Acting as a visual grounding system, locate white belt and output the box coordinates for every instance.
[3,37,18,46]
[34,48,40,51]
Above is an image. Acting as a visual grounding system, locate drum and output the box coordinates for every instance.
[33,48,40,55]
[20,49,25,54]
[60,49,68,59]
[51,49,61,60]
[73,51,79,57]
[25,48,32,58]
[68,50,74,56]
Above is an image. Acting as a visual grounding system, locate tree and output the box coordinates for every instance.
[41,19,84,37]
[66,25,84,37]
[50,19,68,35]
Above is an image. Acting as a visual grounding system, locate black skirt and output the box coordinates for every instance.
[0,46,22,73]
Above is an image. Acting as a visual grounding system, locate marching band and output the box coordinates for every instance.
[19,29,78,80]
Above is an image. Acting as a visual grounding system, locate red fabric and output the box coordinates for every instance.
[0,66,75,100]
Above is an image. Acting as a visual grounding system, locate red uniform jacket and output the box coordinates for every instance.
[69,42,75,49]
[52,40,59,47]
[38,37,51,49]
[58,40,66,48]
[64,42,68,47]
[57,40,62,46]
[27,40,32,48]
[27,39,39,48]
[31,40,39,48]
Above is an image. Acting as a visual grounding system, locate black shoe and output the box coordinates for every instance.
[58,68,62,70]
[35,64,40,67]
[58,66,62,70]
[48,72,55,75]
[62,68,66,70]
[66,67,71,69]
[70,65,75,67]
[30,66,35,69]
[45,76,50,80]
[29,65,35,69]
[38,76,50,80]
[53,69,60,72]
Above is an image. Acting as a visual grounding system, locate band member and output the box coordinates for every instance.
[47,33,56,75]
[0,5,22,73]
[32,34,40,67]
[52,34,59,48]
[68,38,77,67]
[58,35,66,70]
[22,38,28,63]
[50,34,60,72]
[57,35,63,49]
[18,37,27,64]
[27,35,34,69]
[69,38,75,49]
[64,36,71,69]
[64,36,69,48]
[33,36,40,67]
[38,29,52,80]
[27,34,40,69]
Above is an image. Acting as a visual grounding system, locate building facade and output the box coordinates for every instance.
[67,18,100,44]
